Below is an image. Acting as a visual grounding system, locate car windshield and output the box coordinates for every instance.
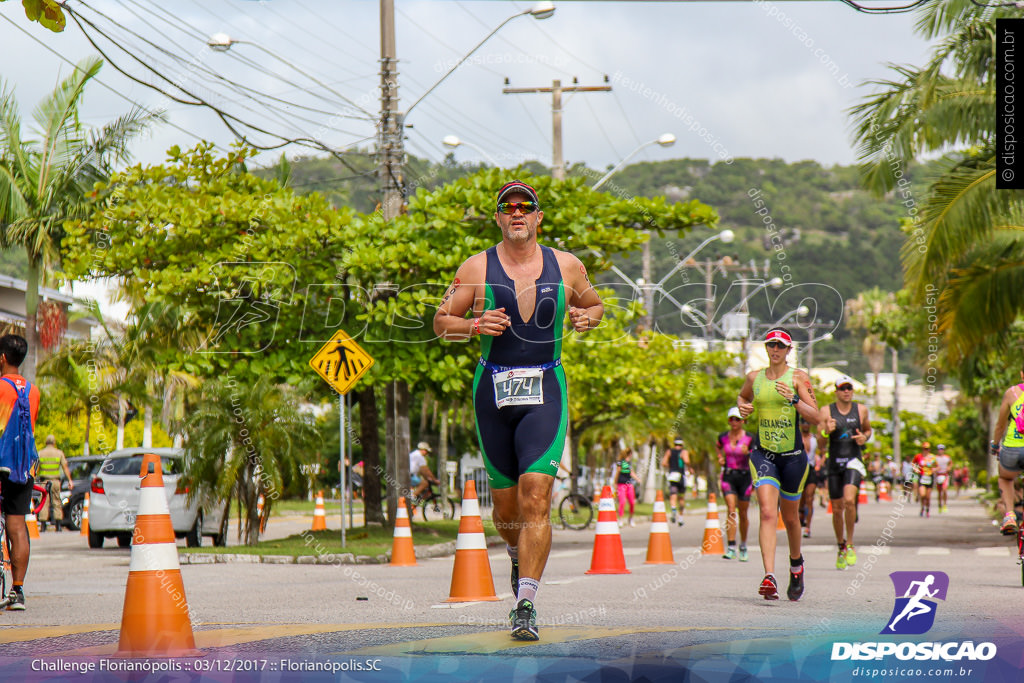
[100,455,182,476]
[69,461,99,479]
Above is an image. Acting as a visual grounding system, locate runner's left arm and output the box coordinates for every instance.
[777,370,819,425]
[854,404,872,445]
[563,254,603,333]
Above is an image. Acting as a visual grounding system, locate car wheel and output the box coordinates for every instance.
[88,530,105,549]
[68,500,84,531]
[116,533,132,548]
[185,512,202,548]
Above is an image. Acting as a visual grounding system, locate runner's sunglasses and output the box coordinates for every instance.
[497,201,538,215]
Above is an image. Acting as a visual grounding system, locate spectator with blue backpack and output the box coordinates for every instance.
[991,362,1024,534]
[0,334,41,611]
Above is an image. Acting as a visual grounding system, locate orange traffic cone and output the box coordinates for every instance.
[777,502,786,530]
[117,453,200,657]
[701,493,725,555]
[827,499,833,514]
[80,492,90,537]
[390,498,417,566]
[645,490,674,565]
[311,490,327,531]
[586,485,630,574]
[257,494,268,534]
[879,481,892,502]
[26,512,39,539]
[858,481,869,504]
[446,480,499,602]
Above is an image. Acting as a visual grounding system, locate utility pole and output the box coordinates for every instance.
[502,79,612,180]
[379,0,403,221]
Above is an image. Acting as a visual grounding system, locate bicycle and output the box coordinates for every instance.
[414,481,458,522]
[0,482,47,609]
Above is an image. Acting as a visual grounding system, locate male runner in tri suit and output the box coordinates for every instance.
[737,328,819,601]
[717,407,753,561]
[798,418,821,538]
[661,437,691,526]
[912,442,937,518]
[934,444,951,513]
[819,375,871,570]
[434,180,603,641]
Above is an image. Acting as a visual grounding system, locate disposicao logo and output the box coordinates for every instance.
[831,571,997,663]
[881,570,948,635]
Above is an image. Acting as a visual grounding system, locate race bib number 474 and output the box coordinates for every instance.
[493,367,544,409]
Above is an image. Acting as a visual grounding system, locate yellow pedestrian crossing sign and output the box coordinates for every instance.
[309,329,374,395]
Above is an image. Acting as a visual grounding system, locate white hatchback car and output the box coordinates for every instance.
[87,447,228,548]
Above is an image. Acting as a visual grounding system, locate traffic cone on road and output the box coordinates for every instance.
[117,453,200,657]
[389,498,417,567]
[858,481,869,504]
[311,490,327,531]
[879,481,892,502]
[81,492,90,537]
[586,486,630,574]
[827,499,833,514]
[257,494,268,534]
[777,503,786,530]
[25,513,39,539]
[645,491,674,565]
[701,493,725,555]
[446,480,499,602]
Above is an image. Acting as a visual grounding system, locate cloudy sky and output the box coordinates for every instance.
[1,0,934,174]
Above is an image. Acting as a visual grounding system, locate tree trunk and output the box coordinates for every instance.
[143,403,153,448]
[384,382,397,526]
[116,395,126,449]
[357,386,384,525]
[23,254,39,383]
[439,410,449,504]
[396,379,411,511]
[83,408,91,457]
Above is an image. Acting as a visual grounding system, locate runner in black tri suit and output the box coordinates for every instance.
[818,375,872,571]
[661,437,691,526]
[434,180,604,641]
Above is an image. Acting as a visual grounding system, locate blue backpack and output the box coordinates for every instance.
[0,377,38,484]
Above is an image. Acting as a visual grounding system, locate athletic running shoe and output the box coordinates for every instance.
[1001,512,1018,534]
[509,599,539,641]
[510,559,519,597]
[845,545,857,567]
[758,574,779,600]
[6,587,25,611]
[926,509,930,518]
[670,511,677,524]
[677,518,685,527]
[629,519,636,528]
[836,547,847,570]
[723,547,736,560]
[802,527,810,538]
[787,567,805,601]
[738,546,749,562]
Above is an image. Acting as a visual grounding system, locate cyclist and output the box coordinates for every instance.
[934,444,952,513]
[737,327,819,601]
[717,407,753,561]
[912,442,937,518]
[0,334,41,611]
[612,447,637,528]
[819,375,872,571]
[409,441,440,501]
[661,437,691,526]
[433,180,604,641]
[991,365,1024,534]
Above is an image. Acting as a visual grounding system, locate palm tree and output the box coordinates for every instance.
[845,288,896,402]
[38,341,120,456]
[849,1,1024,362]
[0,57,159,380]
[184,377,321,545]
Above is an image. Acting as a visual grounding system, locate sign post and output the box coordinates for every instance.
[309,329,375,549]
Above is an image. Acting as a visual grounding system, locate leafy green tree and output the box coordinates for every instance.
[0,0,66,31]
[0,57,157,379]
[184,377,321,545]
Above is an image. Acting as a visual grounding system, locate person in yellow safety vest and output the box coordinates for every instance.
[36,435,72,532]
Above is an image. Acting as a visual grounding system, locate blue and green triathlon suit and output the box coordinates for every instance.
[473,245,568,490]
[749,368,809,501]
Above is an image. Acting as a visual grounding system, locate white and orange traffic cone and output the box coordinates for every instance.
[311,490,327,532]
[117,453,200,657]
[257,494,268,534]
[25,513,39,539]
[645,490,674,565]
[390,498,417,567]
[879,481,892,502]
[446,480,499,602]
[777,502,786,530]
[80,492,90,537]
[701,493,725,556]
[858,481,869,504]
[586,485,630,574]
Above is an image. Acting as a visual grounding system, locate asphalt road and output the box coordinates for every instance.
[2,487,1021,682]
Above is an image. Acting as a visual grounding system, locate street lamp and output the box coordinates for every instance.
[592,133,676,190]
[404,2,556,117]
[442,135,500,166]
[775,304,810,327]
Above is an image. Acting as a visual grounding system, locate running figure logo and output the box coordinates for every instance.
[881,571,949,635]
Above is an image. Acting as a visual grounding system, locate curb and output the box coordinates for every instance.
[179,535,505,566]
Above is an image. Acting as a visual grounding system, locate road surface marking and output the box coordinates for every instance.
[916,547,951,555]
[976,547,1014,557]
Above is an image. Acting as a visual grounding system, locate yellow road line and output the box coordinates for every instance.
[344,626,751,656]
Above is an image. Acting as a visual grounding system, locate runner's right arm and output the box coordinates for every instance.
[433,255,509,340]
[991,386,1016,449]
[737,371,756,418]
